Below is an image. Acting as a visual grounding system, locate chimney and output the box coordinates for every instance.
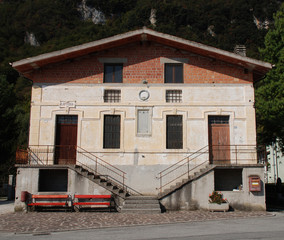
[234,45,246,57]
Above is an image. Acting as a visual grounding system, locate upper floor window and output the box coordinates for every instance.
[104,90,121,103]
[165,63,183,83]
[104,64,123,83]
[166,90,182,103]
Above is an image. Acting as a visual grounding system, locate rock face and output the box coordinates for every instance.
[207,25,216,37]
[149,9,157,26]
[24,32,40,47]
[253,15,270,30]
[77,0,105,24]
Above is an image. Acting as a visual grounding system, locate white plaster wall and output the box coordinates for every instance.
[222,167,266,210]
[28,83,257,193]
[160,167,265,211]
[14,167,111,211]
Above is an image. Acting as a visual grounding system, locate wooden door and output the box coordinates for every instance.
[55,115,78,165]
[208,116,230,164]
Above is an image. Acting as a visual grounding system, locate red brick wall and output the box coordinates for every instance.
[30,43,253,84]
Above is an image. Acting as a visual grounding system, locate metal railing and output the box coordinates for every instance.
[76,146,142,195]
[157,144,266,193]
[157,145,209,193]
[15,145,142,196]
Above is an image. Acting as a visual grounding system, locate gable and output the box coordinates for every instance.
[27,42,253,84]
[12,28,271,82]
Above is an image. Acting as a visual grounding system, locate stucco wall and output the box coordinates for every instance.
[29,83,257,164]
[160,166,266,211]
[14,167,110,212]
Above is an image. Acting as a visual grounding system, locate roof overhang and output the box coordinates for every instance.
[12,27,272,80]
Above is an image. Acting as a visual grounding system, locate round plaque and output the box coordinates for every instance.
[139,90,150,101]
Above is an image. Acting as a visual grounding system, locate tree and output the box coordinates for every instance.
[255,3,284,149]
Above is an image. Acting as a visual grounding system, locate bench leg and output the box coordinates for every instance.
[74,205,80,212]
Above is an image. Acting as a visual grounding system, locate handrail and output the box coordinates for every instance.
[77,146,127,176]
[157,145,209,193]
[156,144,265,193]
[158,145,209,178]
[18,145,142,196]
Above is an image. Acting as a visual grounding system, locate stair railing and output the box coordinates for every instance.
[76,146,142,196]
[157,145,209,193]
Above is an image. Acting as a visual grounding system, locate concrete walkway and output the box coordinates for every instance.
[0,200,14,216]
[0,201,273,234]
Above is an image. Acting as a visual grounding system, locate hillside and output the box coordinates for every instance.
[0,0,281,179]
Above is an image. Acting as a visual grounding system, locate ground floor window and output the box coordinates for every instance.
[103,115,121,149]
[214,169,243,191]
[38,169,68,192]
[166,115,183,149]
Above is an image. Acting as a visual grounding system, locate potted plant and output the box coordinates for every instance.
[208,191,229,212]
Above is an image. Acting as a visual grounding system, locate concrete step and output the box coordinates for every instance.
[121,208,161,214]
[124,199,158,204]
[123,203,160,209]
[122,195,161,214]
[126,195,157,200]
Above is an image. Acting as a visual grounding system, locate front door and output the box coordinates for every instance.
[55,115,78,165]
[208,116,230,164]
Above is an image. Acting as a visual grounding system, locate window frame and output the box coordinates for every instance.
[166,115,183,149]
[104,63,123,83]
[103,115,121,149]
[103,89,121,103]
[166,89,182,103]
[164,63,183,83]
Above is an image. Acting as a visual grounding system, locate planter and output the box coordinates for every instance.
[208,202,229,212]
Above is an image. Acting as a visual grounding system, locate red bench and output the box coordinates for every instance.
[73,195,112,211]
[28,194,71,210]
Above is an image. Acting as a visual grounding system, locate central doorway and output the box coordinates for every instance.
[55,115,78,165]
[208,116,230,164]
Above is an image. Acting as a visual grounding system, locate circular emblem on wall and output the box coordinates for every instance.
[139,90,150,101]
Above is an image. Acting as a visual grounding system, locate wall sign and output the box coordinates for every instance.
[59,101,76,113]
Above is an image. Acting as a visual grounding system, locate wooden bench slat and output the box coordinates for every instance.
[73,202,110,206]
[32,195,69,199]
[75,195,111,199]
[28,202,67,206]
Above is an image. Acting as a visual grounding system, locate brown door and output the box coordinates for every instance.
[208,116,230,164]
[55,115,78,165]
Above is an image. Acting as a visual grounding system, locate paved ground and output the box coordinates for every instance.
[0,201,274,234]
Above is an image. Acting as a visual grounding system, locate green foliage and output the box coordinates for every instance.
[0,0,281,179]
[256,3,284,149]
[209,191,227,204]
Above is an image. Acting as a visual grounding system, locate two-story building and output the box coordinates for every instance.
[13,28,271,212]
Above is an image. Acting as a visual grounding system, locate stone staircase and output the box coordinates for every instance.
[121,196,161,214]
[70,165,131,199]
[158,164,216,199]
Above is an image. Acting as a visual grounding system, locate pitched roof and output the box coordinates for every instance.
[12,27,271,80]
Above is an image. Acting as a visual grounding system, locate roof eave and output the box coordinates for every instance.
[12,27,272,77]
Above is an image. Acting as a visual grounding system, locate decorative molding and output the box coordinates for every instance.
[59,101,76,113]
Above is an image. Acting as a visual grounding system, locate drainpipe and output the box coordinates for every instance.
[275,143,279,180]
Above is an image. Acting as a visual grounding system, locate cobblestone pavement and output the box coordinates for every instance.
[0,210,273,234]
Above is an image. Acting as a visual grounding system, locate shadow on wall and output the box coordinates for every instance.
[266,182,284,211]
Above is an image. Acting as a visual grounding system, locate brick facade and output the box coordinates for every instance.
[30,42,252,84]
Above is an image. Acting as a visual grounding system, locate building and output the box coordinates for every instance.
[265,141,284,184]
[13,28,271,212]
